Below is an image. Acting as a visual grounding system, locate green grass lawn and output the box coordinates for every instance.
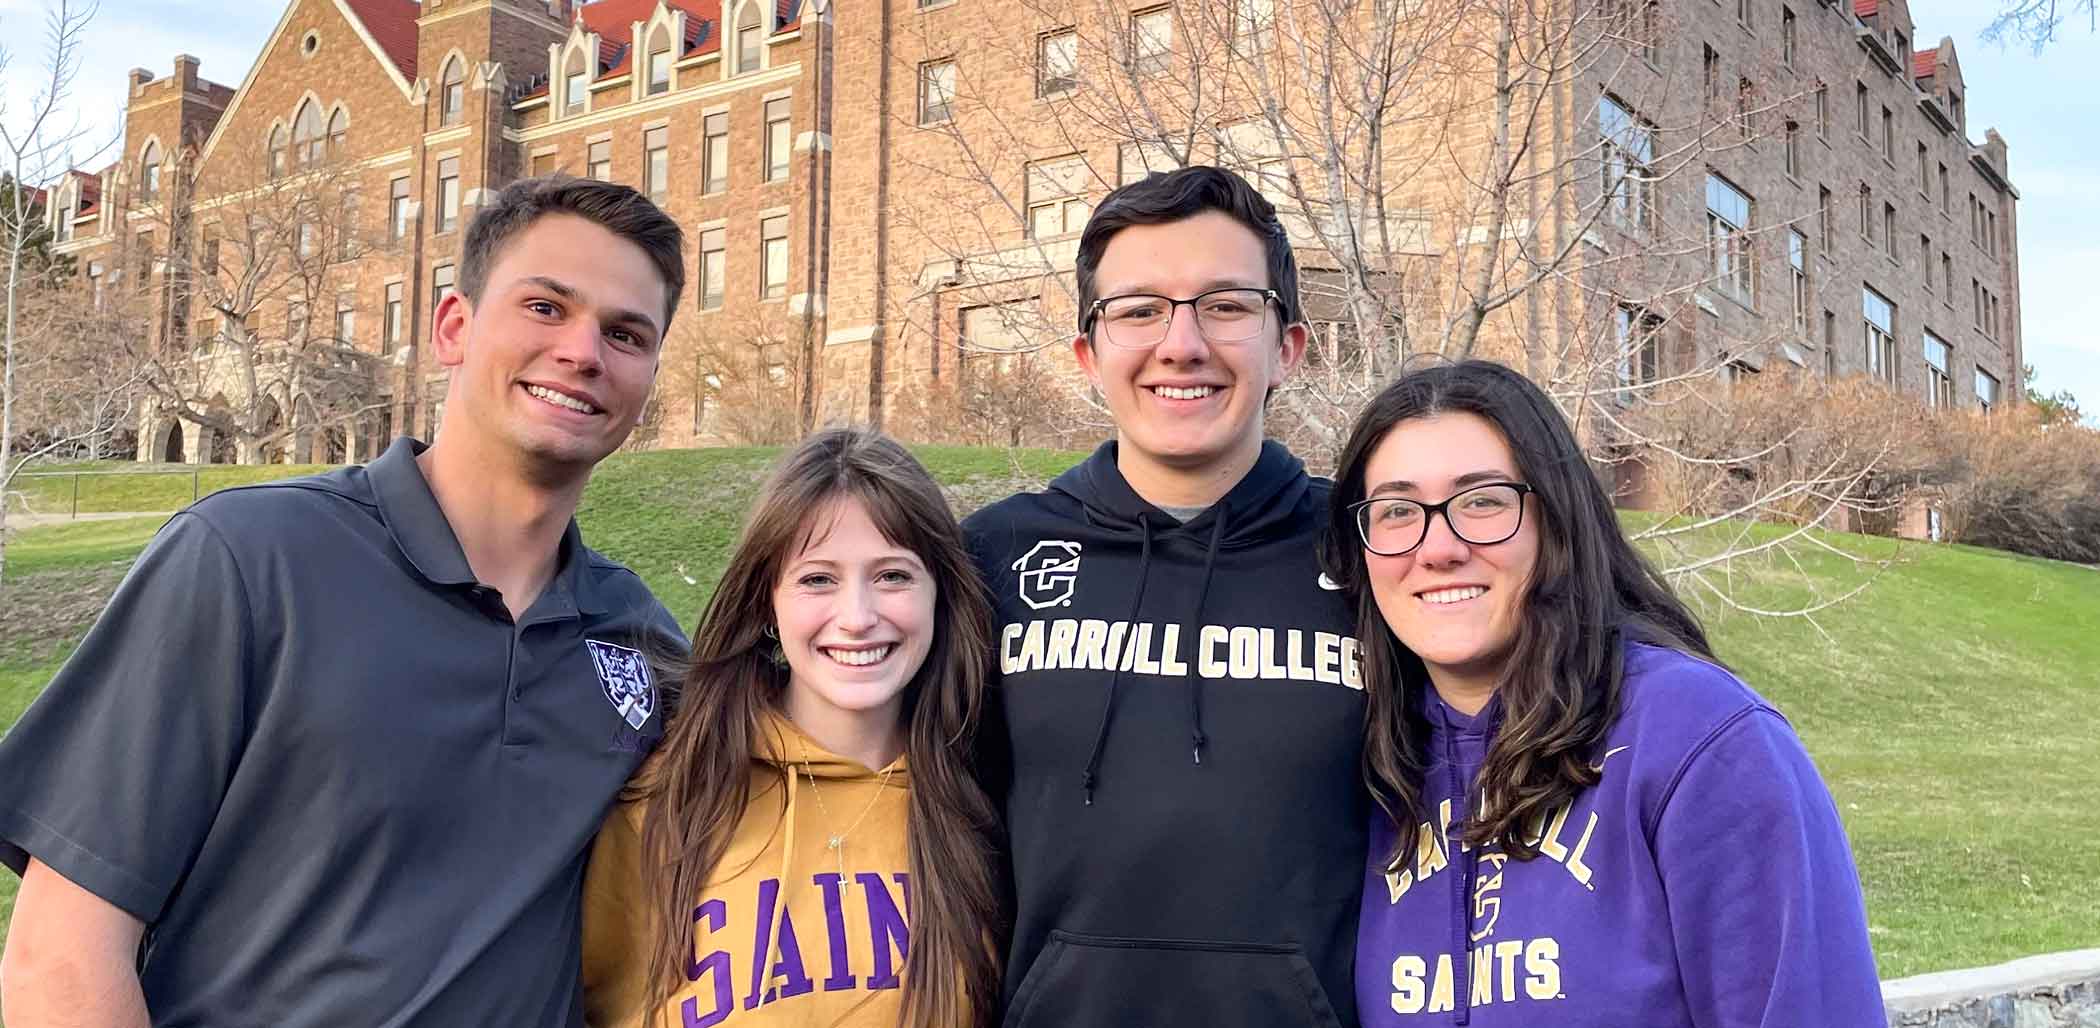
[9,461,340,516]
[1,447,2095,983]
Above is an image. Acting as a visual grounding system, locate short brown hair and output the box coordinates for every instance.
[458,174,686,330]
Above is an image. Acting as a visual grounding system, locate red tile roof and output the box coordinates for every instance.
[343,0,420,81]
[1854,0,1878,16]
[1912,49,1937,80]
[581,0,724,81]
[71,168,104,217]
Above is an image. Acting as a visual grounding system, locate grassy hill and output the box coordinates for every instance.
[2,446,2096,982]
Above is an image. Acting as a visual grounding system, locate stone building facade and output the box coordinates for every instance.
[41,0,2022,463]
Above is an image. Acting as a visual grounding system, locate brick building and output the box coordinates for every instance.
[42,0,2021,463]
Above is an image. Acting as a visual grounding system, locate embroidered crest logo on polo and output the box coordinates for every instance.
[586,639,655,730]
[1011,540,1083,610]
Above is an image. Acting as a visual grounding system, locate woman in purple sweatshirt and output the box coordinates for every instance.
[1319,360,1885,1027]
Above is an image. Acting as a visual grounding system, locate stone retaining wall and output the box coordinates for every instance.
[1884,949,2100,1028]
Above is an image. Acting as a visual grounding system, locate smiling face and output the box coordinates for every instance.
[1358,412,1543,704]
[431,213,666,479]
[771,495,938,750]
[1075,210,1305,498]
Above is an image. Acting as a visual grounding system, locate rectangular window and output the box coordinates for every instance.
[699,227,725,310]
[1614,305,1662,404]
[765,98,791,182]
[201,230,221,275]
[1815,84,1829,139]
[1027,155,1093,239]
[1736,77,1755,138]
[1863,285,1896,384]
[1921,235,1933,292]
[918,60,955,125]
[530,150,556,177]
[288,300,308,341]
[1881,105,1894,158]
[1824,310,1838,377]
[1737,0,1751,27]
[761,214,788,298]
[1599,95,1654,231]
[1234,0,1275,50]
[1131,6,1173,75]
[1782,7,1796,64]
[1703,46,1720,107]
[436,157,460,233]
[1939,162,1949,209]
[1789,230,1809,331]
[1119,140,1175,186]
[1942,252,1953,304]
[384,282,404,348]
[390,176,411,239]
[1884,202,1897,258]
[1923,329,1952,408]
[1818,185,1833,249]
[586,140,611,181]
[433,263,456,306]
[87,261,104,309]
[1038,29,1078,97]
[334,299,356,345]
[566,70,587,112]
[298,221,317,258]
[644,126,669,200]
[1784,120,1800,177]
[738,16,764,75]
[1856,81,1869,136]
[1859,184,1873,241]
[1706,174,1753,305]
[700,113,729,195]
[1976,368,1999,412]
[1918,142,1930,196]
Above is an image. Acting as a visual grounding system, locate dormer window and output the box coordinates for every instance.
[735,2,763,75]
[647,26,672,95]
[564,48,588,112]
[440,56,466,126]
[139,141,162,200]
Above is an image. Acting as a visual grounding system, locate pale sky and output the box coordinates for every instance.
[2,0,2094,415]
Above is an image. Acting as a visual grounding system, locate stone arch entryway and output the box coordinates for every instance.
[155,420,185,463]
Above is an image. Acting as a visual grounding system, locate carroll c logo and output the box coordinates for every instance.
[1012,540,1083,610]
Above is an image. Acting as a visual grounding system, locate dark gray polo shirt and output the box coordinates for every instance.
[0,438,684,1028]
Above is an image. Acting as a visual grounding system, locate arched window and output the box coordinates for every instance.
[268,124,289,178]
[440,56,465,126]
[139,140,163,200]
[734,2,763,75]
[564,47,588,112]
[292,100,324,165]
[327,106,349,156]
[646,24,673,95]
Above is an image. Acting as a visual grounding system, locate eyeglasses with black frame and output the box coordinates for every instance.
[1084,287,1279,349]
[1349,482,1535,557]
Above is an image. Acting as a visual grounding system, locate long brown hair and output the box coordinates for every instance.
[1318,361,1714,870]
[632,427,1003,1028]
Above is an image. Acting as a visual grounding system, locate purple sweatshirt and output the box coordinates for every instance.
[1354,642,1884,1027]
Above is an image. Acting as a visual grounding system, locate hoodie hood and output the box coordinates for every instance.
[1047,439,1318,549]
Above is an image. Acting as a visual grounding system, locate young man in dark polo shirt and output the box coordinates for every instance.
[965,167,1369,1027]
[0,176,686,1027]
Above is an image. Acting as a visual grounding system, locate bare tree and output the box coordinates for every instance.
[128,141,390,465]
[1,0,110,583]
[1984,0,2097,52]
[660,306,809,446]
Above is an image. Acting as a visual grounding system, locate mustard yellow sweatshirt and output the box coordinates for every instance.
[582,716,913,1028]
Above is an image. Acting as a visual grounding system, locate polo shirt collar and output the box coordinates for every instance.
[366,438,611,617]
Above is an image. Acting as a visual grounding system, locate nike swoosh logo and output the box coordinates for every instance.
[1318,573,1344,591]
[1590,745,1629,773]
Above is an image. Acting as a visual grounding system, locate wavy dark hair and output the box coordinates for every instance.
[630,427,1003,1028]
[1073,164,1302,331]
[1318,360,1715,868]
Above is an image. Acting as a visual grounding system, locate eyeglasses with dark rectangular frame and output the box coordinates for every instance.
[1083,287,1280,349]
[1349,482,1535,557]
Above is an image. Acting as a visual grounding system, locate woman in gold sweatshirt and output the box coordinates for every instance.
[583,428,1003,1028]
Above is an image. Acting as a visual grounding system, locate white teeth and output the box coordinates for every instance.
[1421,586,1487,605]
[525,384,598,414]
[1153,385,1217,400]
[825,645,893,667]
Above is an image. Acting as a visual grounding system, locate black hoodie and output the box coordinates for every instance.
[965,440,1368,1028]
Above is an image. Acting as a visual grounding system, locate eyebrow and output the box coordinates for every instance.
[517,275,662,341]
[1101,277,1265,299]
[1367,470,1520,496]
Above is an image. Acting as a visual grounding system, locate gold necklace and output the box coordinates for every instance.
[797,733,898,890]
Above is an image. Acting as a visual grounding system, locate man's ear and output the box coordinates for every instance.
[1273,320,1310,386]
[430,291,473,369]
[1071,331,1102,393]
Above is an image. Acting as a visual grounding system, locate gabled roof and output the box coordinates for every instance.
[343,0,419,81]
[70,167,106,217]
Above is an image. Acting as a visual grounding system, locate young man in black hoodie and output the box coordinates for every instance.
[964,167,1367,1028]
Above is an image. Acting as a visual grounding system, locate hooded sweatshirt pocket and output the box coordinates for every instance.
[1003,929,1344,1028]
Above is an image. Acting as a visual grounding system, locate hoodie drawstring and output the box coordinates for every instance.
[1444,715,1476,1026]
[1080,514,1152,805]
[1183,503,1228,766]
[757,748,800,1002]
